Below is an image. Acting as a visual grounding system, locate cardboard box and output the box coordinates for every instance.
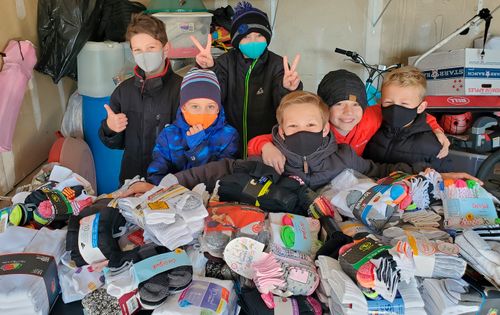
[409,49,500,96]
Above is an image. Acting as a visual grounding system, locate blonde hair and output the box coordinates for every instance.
[276,91,330,126]
[126,13,168,46]
[382,66,427,99]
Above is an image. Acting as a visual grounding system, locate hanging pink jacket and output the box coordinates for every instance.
[0,40,37,152]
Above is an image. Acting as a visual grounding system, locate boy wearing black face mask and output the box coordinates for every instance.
[363,67,452,171]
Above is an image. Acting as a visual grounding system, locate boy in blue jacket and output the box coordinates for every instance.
[147,68,239,185]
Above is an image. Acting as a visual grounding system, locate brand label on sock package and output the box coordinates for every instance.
[118,289,140,315]
[0,253,60,308]
[134,249,191,283]
[178,280,230,313]
[78,213,107,264]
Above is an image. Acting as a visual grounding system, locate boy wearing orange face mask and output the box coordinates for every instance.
[147,68,239,185]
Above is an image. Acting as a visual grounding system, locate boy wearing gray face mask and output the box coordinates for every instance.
[99,13,183,184]
[363,66,454,172]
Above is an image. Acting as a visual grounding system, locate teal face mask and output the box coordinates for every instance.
[239,41,267,59]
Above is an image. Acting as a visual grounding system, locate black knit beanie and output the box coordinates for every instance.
[230,1,272,48]
[317,69,367,111]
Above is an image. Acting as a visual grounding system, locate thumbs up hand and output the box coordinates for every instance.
[104,104,128,133]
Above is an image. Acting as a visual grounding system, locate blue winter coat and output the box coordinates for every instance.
[147,104,239,185]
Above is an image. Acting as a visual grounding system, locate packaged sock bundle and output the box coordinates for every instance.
[66,199,128,266]
[326,170,410,233]
[82,288,121,315]
[152,276,239,315]
[421,278,481,315]
[441,179,498,229]
[315,255,368,315]
[104,245,193,309]
[251,251,320,297]
[268,212,321,255]
[238,288,322,315]
[201,202,268,258]
[0,227,66,315]
[338,236,402,302]
[456,229,500,285]
[383,227,466,279]
[401,209,441,228]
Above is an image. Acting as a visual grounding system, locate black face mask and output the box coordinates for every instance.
[284,130,324,156]
[382,104,419,129]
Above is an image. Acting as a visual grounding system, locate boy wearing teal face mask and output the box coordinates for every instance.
[192,1,302,158]
[99,13,182,184]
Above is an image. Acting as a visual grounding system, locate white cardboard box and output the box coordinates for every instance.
[409,48,500,96]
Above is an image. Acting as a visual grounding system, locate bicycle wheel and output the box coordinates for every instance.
[477,149,500,198]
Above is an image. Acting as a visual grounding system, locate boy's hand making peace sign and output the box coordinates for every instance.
[283,54,301,91]
[191,34,214,69]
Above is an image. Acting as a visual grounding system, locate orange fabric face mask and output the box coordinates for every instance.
[182,111,218,129]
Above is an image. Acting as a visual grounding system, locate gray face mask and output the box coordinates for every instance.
[133,51,164,73]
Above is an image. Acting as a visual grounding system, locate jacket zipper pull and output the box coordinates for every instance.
[155,114,161,136]
[303,156,309,174]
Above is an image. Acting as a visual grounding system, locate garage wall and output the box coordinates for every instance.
[205,0,500,91]
[0,0,76,195]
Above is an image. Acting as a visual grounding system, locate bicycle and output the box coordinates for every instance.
[334,48,401,105]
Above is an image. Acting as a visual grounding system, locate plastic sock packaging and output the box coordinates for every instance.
[268,212,321,255]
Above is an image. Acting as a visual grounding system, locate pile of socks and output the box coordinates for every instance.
[268,212,321,256]
[421,278,481,315]
[383,227,466,279]
[0,226,66,315]
[118,184,208,250]
[455,229,500,285]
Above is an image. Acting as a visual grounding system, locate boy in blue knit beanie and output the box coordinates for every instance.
[147,68,239,185]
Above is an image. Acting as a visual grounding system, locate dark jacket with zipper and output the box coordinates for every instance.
[271,125,429,190]
[363,113,452,172]
[173,125,429,192]
[212,48,303,157]
[98,61,182,184]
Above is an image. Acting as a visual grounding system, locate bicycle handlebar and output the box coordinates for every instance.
[334,47,401,75]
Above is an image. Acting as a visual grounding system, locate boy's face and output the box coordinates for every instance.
[130,33,168,56]
[329,100,363,134]
[182,98,219,115]
[239,32,267,45]
[381,84,427,113]
[279,102,329,138]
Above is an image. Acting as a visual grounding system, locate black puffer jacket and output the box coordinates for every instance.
[212,49,302,157]
[99,62,182,183]
[364,113,452,172]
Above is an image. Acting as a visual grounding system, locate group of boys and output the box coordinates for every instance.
[99,2,479,198]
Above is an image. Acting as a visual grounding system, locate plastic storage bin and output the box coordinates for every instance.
[446,149,488,176]
[153,12,213,58]
[146,0,207,12]
[77,41,125,98]
[82,96,123,194]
